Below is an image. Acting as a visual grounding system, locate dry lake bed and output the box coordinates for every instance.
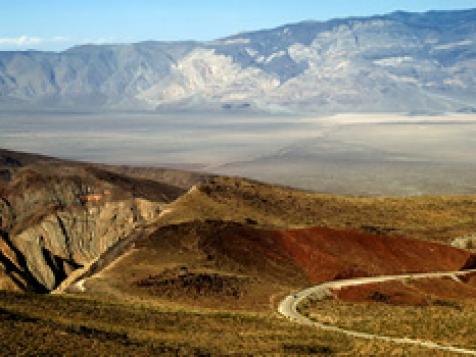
[1,111,476,195]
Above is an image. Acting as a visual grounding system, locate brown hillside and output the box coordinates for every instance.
[83,221,308,311]
[82,221,474,310]
[159,176,476,244]
[0,148,208,189]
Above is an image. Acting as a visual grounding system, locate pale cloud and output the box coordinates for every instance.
[0,35,129,51]
[0,35,69,47]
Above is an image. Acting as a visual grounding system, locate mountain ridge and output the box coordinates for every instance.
[1,8,476,113]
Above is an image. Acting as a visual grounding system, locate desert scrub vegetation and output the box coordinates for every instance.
[0,291,442,356]
[161,177,476,243]
[303,298,476,350]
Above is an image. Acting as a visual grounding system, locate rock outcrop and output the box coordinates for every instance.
[9,198,162,290]
[0,153,184,292]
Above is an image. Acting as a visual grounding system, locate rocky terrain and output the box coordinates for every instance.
[0,149,190,292]
[1,9,476,113]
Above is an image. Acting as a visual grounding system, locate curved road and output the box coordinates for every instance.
[278,269,476,355]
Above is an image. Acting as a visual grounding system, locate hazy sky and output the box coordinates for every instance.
[1,0,476,51]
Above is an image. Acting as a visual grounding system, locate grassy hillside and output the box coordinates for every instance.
[0,291,443,356]
[303,298,476,350]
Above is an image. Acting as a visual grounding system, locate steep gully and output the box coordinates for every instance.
[53,205,176,294]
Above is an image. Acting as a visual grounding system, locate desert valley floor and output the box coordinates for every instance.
[1,112,476,196]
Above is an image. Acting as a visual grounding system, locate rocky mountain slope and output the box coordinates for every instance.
[0,149,192,291]
[1,9,476,113]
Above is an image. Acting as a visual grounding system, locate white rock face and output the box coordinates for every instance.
[1,9,476,113]
[138,49,280,106]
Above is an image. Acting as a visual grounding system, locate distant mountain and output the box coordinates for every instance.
[1,9,476,113]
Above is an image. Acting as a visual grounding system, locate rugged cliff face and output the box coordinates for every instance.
[7,198,163,291]
[0,150,186,292]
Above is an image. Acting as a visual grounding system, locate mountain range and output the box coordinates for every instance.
[1,9,476,113]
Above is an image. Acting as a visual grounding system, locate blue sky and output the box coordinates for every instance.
[1,0,476,51]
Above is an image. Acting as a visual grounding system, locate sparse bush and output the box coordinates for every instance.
[282,343,333,355]
[431,299,462,310]
[369,291,391,303]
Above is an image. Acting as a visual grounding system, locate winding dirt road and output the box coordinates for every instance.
[278,269,476,355]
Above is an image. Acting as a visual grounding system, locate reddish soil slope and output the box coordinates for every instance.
[334,277,476,306]
[142,222,474,286]
[335,280,430,306]
[274,227,475,283]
